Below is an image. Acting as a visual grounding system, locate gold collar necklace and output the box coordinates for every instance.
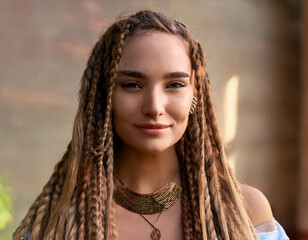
[114,171,182,240]
[114,179,182,214]
[114,171,182,214]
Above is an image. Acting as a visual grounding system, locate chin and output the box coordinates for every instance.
[124,139,176,154]
[135,144,172,154]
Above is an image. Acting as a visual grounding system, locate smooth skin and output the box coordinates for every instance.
[112,32,273,240]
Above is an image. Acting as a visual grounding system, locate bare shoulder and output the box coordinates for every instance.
[238,182,274,227]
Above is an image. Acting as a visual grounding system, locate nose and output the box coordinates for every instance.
[141,88,165,118]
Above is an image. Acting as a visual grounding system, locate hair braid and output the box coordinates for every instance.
[179,153,194,239]
[184,116,204,239]
[97,154,107,239]
[77,42,105,240]
[101,23,132,240]
[192,43,229,240]
[94,94,108,239]
[87,160,100,240]
[86,50,105,240]
[54,207,67,240]
[201,60,257,239]
[90,34,111,240]
[50,166,65,213]
[177,137,194,240]
[13,142,69,240]
[43,167,66,239]
[105,137,117,239]
[77,105,94,240]
[191,42,218,240]
[201,81,243,238]
[13,194,41,240]
[28,158,66,239]
[197,101,218,239]
[65,188,78,239]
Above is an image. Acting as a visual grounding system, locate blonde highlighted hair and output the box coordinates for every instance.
[14,10,257,240]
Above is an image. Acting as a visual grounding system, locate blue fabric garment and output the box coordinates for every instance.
[257,220,290,240]
[13,219,30,240]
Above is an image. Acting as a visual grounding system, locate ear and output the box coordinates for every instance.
[191,69,197,97]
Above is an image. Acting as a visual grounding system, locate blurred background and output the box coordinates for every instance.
[0,0,307,239]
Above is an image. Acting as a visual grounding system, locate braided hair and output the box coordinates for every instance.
[14,10,258,240]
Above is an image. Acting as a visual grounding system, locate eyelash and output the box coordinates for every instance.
[120,81,186,89]
[120,82,141,89]
[167,81,186,89]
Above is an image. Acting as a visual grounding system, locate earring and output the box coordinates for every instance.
[189,96,197,115]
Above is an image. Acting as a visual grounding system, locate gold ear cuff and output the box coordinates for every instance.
[189,96,197,115]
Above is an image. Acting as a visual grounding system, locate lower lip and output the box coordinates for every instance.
[137,127,169,136]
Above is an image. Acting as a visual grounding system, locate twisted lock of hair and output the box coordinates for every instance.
[13,194,41,240]
[78,22,131,240]
[45,36,107,240]
[54,205,67,240]
[13,144,68,240]
[65,188,78,239]
[180,163,194,240]
[88,157,100,239]
[106,23,133,240]
[192,43,228,240]
[198,48,257,239]
[94,91,108,239]
[191,41,219,240]
[183,116,204,239]
[44,162,67,239]
[77,52,104,240]
[77,41,109,240]
[178,138,194,240]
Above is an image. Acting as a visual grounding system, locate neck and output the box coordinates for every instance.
[115,144,180,194]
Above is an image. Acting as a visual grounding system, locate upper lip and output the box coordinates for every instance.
[135,123,170,129]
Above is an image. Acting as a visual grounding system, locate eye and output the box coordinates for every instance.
[120,81,142,89]
[167,81,186,89]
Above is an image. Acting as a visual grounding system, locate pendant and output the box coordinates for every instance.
[150,227,161,240]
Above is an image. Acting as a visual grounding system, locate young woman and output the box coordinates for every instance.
[13,10,289,240]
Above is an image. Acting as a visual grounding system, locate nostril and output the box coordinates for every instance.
[142,103,164,117]
[143,108,163,118]
[141,91,165,117]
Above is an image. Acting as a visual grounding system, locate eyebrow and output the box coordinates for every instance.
[118,70,190,79]
[118,70,146,78]
[164,72,190,79]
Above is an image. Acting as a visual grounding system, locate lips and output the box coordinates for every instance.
[134,123,170,136]
[135,123,170,129]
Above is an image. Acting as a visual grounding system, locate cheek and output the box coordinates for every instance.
[113,91,135,119]
[168,97,191,124]
[112,92,127,136]
[177,112,189,127]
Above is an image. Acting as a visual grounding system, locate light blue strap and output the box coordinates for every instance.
[257,220,289,240]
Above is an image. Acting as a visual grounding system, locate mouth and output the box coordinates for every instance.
[135,123,170,129]
[134,123,171,135]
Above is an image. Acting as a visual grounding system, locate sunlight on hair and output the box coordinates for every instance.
[224,75,239,170]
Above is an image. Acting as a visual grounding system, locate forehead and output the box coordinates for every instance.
[118,31,191,73]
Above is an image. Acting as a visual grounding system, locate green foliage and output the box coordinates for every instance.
[0,178,13,231]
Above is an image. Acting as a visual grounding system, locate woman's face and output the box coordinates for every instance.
[113,32,194,153]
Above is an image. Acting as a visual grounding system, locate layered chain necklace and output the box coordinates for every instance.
[114,170,182,240]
